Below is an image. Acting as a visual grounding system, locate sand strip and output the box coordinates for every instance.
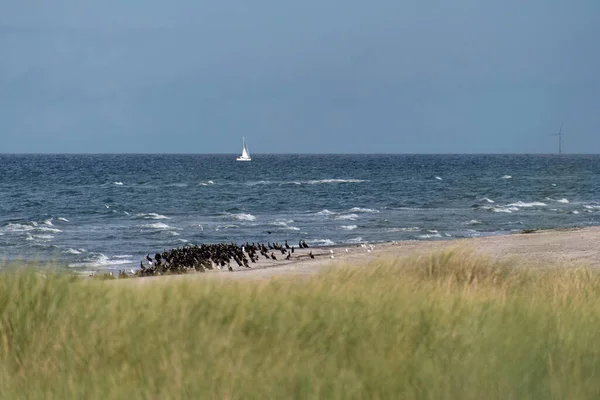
[118,226,600,284]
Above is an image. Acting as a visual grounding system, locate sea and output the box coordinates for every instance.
[1,154,599,274]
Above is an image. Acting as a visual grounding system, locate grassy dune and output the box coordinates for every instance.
[2,249,600,399]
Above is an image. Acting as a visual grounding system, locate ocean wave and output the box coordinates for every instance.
[507,201,547,208]
[335,214,359,221]
[491,207,514,213]
[418,233,442,239]
[136,213,170,220]
[347,237,364,243]
[69,253,134,268]
[557,198,570,204]
[33,234,54,240]
[480,197,495,203]
[306,179,366,185]
[5,223,35,232]
[64,248,82,255]
[339,225,358,230]
[57,217,69,222]
[43,218,53,226]
[584,205,600,210]
[501,175,512,179]
[317,209,335,216]
[307,238,335,246]
[114,182,123,186]
[140,222,179,230]
[216,224,238,230]
[271,220,300,230]
[228,213,256,222]
[385,227,420,232]
[168,183,188,188]
[349,207,379,213]
[463,220,482,225]
[4,223,62,233]
[435,176,443,180]
[245,180,271,186]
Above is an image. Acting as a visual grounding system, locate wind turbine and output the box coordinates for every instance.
[550,124,563,154]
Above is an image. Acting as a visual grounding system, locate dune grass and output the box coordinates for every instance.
[2,249,600,399]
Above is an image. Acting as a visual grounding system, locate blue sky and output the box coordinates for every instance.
[1,0,598,153]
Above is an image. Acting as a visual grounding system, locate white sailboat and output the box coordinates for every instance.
[236,137,251,161]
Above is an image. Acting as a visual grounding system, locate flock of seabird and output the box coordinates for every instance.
[135,240,313,277]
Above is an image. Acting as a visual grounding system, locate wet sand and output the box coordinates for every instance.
[121,226,600,284]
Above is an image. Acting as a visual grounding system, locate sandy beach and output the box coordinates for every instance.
[123,226,600,283]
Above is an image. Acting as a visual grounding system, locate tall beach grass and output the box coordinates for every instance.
[1,249,600,399]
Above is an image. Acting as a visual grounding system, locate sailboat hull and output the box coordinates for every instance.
[236,157,251,161]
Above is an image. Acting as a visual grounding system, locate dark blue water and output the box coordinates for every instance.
[1,154,599,273]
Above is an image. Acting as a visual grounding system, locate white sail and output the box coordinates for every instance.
[236,137,251,161]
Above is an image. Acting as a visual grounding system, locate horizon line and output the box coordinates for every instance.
[0,152,598,156]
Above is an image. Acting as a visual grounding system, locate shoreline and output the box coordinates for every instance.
[117,225,600,283]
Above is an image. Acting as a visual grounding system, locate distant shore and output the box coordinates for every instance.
[119,226,600,284]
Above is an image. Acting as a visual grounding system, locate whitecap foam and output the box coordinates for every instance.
[571,210,580,215]
[349,207,379,213]
[501,175,512,179]
[136,213,170,220]
[492,207,513,213]
[306,179,366,185]
[69,253,134,268]
[64,248,82,255]
[584,205,600,210]
[208,180,215,184]
[34,234,54,240]
[507,201,547,208]
[557,198,569,204]
[246,180,271,186]
[229,213,256,222]
[43,218,53,226]
[114,182,123,186]
[5,223,35,232]
[418,233,442,239]
[340,225,358,230]
[217,224,238,229]
[317,209,335,216]
[141,222,178,230]
[308,239,335,246]
[39,227,62,233]
[272,220,300,230]
[385,227,420,232]
[480,198,495,203]
[57,217,69,222]
[463,220,482,225]
[335,214,359,221]
[435,176,443,180]
[347,237,364,243]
